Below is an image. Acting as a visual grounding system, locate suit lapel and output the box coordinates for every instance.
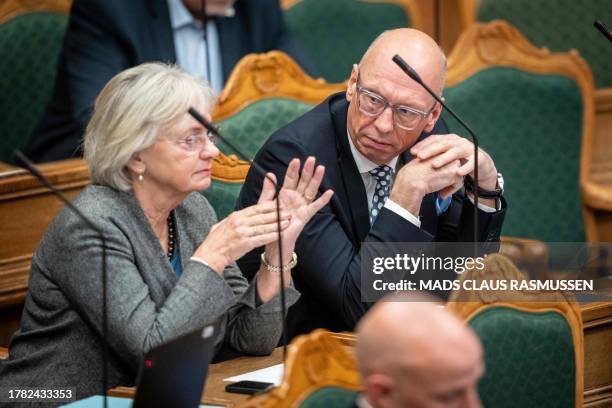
[328,97,441,245]
[149,0,177,63]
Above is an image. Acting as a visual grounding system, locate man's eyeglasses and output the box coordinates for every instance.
[171,125,219,153]
[355,82,436,130]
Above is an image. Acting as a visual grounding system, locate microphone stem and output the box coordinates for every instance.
[275,197,288,360]
[594,20,612,42]
[392,56,479,243]
[187,108,290,360]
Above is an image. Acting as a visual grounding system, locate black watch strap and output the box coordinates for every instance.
[464,175,503,199]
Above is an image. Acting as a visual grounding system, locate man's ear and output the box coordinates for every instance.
[423,100,443,133]
[364,373,394,408]
[346,64,359,101]
[126,152,145,176]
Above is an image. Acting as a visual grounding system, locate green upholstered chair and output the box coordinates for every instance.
[203,177,245,222]
[460,0,612,89]
[455,2,612,243]
[470,307,578,408]
[443,21,595,242]
[447,253,584,408]
[206,99,313,220]
[298,387,358,408]
[215,98,312,160]
[284,0,422,83]
[204,51,345,220]
[239,329,362,408]
[0,1,71,162]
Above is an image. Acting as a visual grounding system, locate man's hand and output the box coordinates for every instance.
[410,134,499,208]
[410,134,498,189]
[390,158,463,216]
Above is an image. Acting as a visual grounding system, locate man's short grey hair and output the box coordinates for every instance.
[83,63,216,191]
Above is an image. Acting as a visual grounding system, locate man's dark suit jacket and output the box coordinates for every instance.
[23,0,316,163]
[236,93,506,339]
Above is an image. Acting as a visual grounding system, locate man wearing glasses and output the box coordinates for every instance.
[236,29,506,339]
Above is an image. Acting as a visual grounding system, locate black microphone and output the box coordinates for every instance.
[392,54,480,243]
[594,20,612,42]
[12,150,109,408]
[187,108,278,189]
[187,107,291,359]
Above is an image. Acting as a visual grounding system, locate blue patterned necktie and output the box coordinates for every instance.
[369,165,393,224]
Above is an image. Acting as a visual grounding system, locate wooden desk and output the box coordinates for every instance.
[205,348,284,406]
[0,162,28,179]
[0,160,89,306]
[582,301,612,407]
[109,334,357,406]
[109,348,284,407]
[109,303,611,407]
[0,159,90,346]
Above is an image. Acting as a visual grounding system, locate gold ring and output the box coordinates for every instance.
[305,194,314,201]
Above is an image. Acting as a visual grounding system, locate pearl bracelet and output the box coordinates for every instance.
[260,252,298,273]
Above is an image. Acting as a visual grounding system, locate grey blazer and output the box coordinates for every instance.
[0,185,299,403]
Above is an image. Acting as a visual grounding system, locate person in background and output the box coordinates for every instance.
[22,0,317,163]
[355,293,484,408]
[0,63,332,401]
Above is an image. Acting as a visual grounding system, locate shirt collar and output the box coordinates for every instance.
[167,0,198,30]
[356,394,374,408]
[347,126,398,174]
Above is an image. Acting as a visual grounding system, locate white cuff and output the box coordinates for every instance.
[384,199,421,228]
[468,195,499,212]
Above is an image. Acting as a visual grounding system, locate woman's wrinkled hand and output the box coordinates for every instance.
[193,201,291,274]
[260,157,334,267]
[256,157,333,302]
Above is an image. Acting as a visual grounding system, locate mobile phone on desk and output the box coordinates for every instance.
[225,380,275,395]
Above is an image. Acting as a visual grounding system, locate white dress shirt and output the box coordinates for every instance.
[346,130,498,229]
[347,129,423,227]
[356,394,374,408]
[167,0,224,92]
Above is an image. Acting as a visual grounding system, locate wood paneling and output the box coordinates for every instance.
[0,160,89,312]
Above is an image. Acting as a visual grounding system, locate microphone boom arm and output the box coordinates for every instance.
[392,54,480,243]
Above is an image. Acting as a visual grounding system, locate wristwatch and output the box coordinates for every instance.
[464,173,504,199]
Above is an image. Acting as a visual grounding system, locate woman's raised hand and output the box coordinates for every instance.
[193,198,291,274]
[261,157,334,269]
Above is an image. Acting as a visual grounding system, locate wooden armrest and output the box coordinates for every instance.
[595,87,612,114]
[500,237,549,274]
[582,180,612,212]
[0,346,8,359]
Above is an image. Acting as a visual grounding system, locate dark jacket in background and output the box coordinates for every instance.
[23,0,316,163]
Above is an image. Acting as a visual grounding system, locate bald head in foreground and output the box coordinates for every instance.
[356,295,484,408]
[236,28,506,339]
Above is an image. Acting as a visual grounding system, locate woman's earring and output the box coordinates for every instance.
[138,173,144,181]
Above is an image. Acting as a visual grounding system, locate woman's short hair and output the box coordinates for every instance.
[83,63,216,191]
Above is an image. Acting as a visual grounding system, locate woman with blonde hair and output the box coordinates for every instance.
[0,63,332,400]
